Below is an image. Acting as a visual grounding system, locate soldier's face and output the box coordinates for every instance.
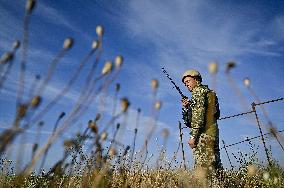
[183,76,197,92]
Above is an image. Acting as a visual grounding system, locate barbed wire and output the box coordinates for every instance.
[181,97,284,127]
[254,97,284,106]
[180,96,284,154]
[221,129,284,149]
[218,110,254,120]
[181,110,255,129]
[215,97,283,121]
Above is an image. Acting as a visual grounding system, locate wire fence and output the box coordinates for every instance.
[221,129,284,149]
[218,97,284,168]
[179,97,284,169]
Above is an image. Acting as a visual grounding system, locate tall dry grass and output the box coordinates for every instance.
[0,0,283,187]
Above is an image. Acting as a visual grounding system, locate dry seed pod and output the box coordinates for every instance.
[92,40,99,50]
[123,145,130,156]
[247,164,257,176]
[161,128,169,138]
[151,79,159,90]
[115,83,120,92]
[63,38,74,49]
[88,120,98,134]
[120,97,130,112]
[100,132,107,141]
[125,145,130,151]
[102,61,113,75]
[26,0,36,13]
[96,25,104,37]
[30,95,41,108]
[32,143,38,153]
[64,140,74,149]
[226,61,236,73]
[208,61,218,74]
[76,132,81,138]
[115,55,123,68]
[108,147,117,157]
[88,120,92,125]
[116,123,120,130]
[95,113,101,122]
[243,77,250,88]
[263,172,270,180]
[154,101,162,110]
[59,112,66,119]
[38,121,44,127]
[0,52,13,64]
[12,40,21,50]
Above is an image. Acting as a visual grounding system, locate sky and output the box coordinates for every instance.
[0,0,284,171]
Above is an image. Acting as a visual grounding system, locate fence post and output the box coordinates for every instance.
[178,121,187,170]
[251,102,271,166]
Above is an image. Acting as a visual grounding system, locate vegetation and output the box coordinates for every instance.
[0,0,283,187]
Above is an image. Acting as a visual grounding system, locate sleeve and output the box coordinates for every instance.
[215,94,220,119]
[182,105,192,128]
[190,88,207,138]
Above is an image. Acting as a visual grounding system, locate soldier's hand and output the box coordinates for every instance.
[188,138,196,149]
[181,98,190,107]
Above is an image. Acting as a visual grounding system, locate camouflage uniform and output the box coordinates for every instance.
[182,83,222,170]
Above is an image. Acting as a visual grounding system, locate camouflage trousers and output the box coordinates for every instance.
[192,133,222,170]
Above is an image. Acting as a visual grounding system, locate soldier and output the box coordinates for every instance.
[181,69,222,171]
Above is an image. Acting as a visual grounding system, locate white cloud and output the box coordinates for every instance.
[122,0,283,69]
[37,3,75,31]
[35,2,93,41]
[113,0,284,114]
[0,1,92,52]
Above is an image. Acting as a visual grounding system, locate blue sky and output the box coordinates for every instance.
[0,0,284,170]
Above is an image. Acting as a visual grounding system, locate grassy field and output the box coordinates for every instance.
[0,0,284,187]
[0,159,283,187]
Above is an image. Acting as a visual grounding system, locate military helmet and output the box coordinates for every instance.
[182,69,202,83]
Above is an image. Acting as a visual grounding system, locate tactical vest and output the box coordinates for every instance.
[182,89,220,132]
[204,90,220,136]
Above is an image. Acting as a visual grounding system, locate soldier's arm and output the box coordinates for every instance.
[190,88,207,138]
[182,106,191,128]
[215,93,220,119]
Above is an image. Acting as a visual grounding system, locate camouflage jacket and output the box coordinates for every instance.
[182,84,220,138]
[182,104,192,128]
